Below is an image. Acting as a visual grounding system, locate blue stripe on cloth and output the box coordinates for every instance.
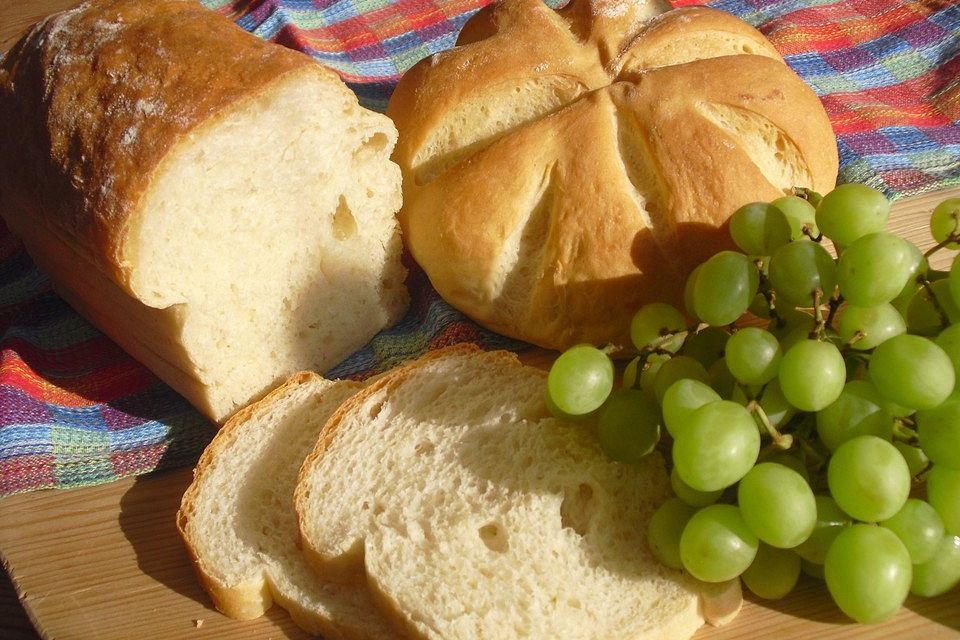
[0,425,54,458]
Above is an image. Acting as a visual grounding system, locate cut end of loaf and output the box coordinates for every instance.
[126,67,407,422]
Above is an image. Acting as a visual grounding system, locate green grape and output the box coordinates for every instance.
[827,435,911,522]
[672,400,761,492]
[776,323,815,355]
[772,195,818,240]
[881,499,946,565]
[707,357,737,399]
[729,201,793,256]
[768,240,838,307]
[749,291,772,319]
[927,465,960,535]
[836,303,906,350]
[670,466,722,507]
[890,240,928,316]
[742,543,802,600]
[778,339,846,412]
[631,303,685,353]
[725,327,782,385]
[893,441,930,477]
[824,524,912,624]
[815,379,892,452]
[647,498,698,570]
[681,326,729,369]
[692,251,759,326]
[935,323,960,380]
[679,504,759,582]
[801,558,826,580]
[622,356,642,389]
[951,254,960,309]
[759,379,798,428]
[760,448,809,482]
[917,399,960,469]
[737,463,816,548]
[869,334,955,411]
[770,306,815,336]
[638,353,671,394]
[652,356,710,404]
[732,378,796,429]
[929,197,960,248]
[837,232,916,307]
[684,264,703,321]
[794,495,852,564]
[815,183,890,246]
[661,378,720,438]
[597,389,661,464]
[911,535,960,597]
[906,278,960,335]
[546,344,614,417]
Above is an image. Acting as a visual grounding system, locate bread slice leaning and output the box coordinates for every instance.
[295,345,704,640]
[177,372,396,639]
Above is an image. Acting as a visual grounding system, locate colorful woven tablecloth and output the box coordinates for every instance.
[1,0,958,496]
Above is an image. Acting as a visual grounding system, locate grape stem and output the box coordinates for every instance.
[892,418,919,445]
[842,330,866,349]
[746,399,793,449]
[792,187,823,207]
[641,331,689,357]
[756,266,785,328]
[923,231,960,258]
[809,288,827,339]
[919,276,951,330]
[801,224,823,243]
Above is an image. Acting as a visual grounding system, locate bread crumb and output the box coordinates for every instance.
[193,619,204,628]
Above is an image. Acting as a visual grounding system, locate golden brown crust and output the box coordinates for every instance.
[0,0,320,290]
[389,1,839,351]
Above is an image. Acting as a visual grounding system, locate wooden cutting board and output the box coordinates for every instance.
[1,2,959,638]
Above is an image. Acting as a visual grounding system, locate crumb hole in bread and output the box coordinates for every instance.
[331,196,357,241]
[479,522,509,553]
[560,483,596,536]
[368,400,385,419]
[414,441,435,455]
[360,132,389,155]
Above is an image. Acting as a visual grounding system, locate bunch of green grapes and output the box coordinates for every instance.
[546,188,960,625]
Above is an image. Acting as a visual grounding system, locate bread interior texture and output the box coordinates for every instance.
[127,70,406,421]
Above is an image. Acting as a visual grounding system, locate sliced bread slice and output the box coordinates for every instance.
[295,345,704,640]
[177,372,396,639]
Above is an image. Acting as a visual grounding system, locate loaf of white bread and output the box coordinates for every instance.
[389,0,839,351]
[0,0,408,423]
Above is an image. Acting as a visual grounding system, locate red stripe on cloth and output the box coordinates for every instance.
[110,446,168,477]
[305,0,489,53]
[765,6,932,54]
[822,63,960,134]
[0,454,56,494]
[1,343,157,407]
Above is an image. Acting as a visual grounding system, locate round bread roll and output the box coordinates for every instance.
[388,0,839,351]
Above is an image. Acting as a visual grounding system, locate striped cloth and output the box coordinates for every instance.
[1,0,959,496]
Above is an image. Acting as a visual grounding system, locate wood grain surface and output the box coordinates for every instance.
[1,1,959,639]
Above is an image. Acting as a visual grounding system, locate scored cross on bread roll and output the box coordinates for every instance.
[389,0,838,351]
[0,0,408,423]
